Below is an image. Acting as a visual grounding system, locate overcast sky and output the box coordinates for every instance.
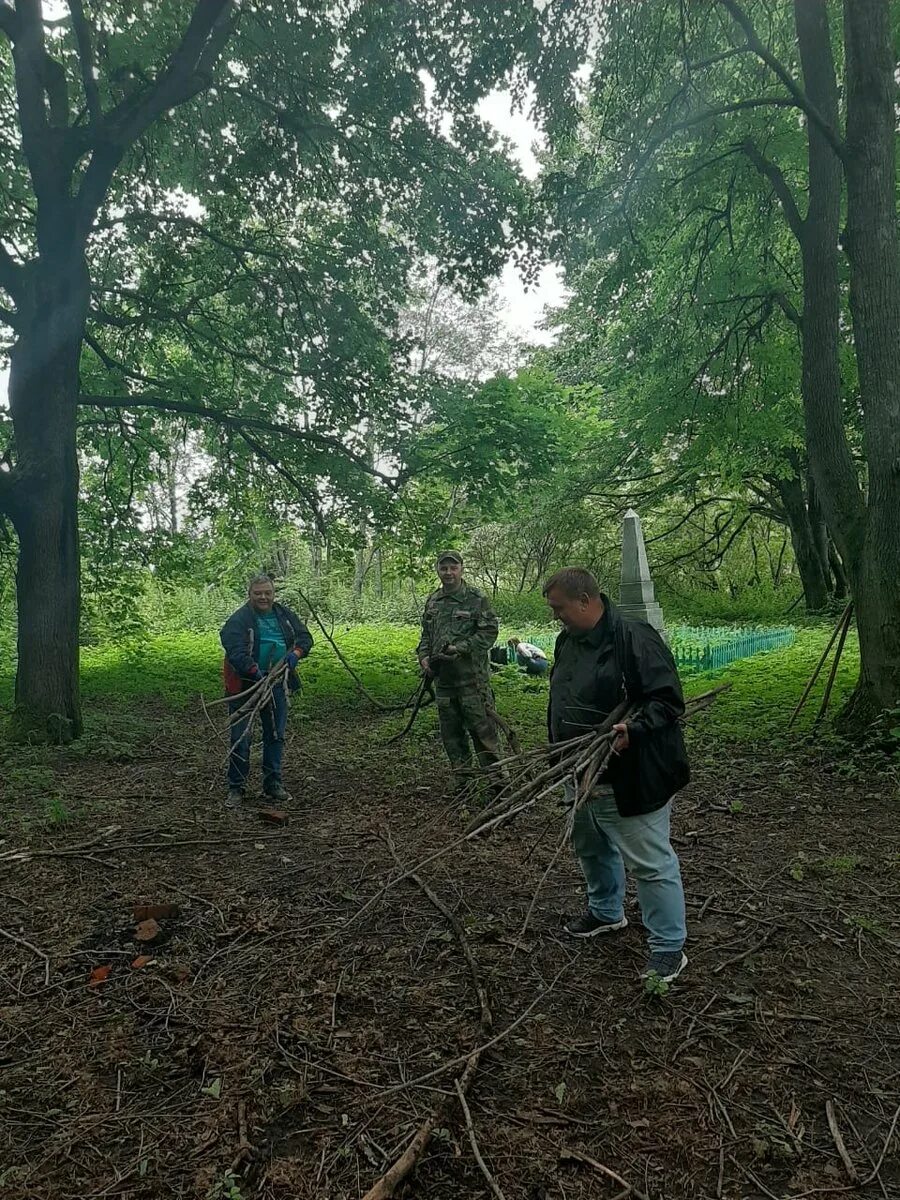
[479,89,567,345]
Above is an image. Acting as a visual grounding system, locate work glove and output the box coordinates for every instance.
[285,649,303,670]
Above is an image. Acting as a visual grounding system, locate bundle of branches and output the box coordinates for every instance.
[462,686,729,839]
[201,660,291,757]
[347,685,729,938]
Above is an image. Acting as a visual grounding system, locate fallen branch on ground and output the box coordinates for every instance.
[455,1079,507,1200]
[0,926,51,986]
[0,833,284,866]
[361,833,495,1198]
[559,1147,650,1200]
[825,1099,859,1184]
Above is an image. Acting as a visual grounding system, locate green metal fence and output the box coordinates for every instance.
[668,624,796,676]
[499,624,795,676]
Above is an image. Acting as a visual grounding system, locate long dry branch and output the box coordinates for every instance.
[0,925,51,986]
[465,686,728,838]
[294,586,418,714]
[346,689,728,933]
[361,836,495,1199]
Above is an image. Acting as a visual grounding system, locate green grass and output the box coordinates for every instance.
[0,621,866,763]
[681,625,859,744]
[495,623,859,747]
[0,623,423,707]
[3,620,894,836]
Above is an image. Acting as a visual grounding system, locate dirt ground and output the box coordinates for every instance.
[1,697,899,1200]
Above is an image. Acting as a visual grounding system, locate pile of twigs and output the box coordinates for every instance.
[463,686,730,838]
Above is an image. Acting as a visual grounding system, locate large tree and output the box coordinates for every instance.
[545,0,899,716]
[0,0,591,739]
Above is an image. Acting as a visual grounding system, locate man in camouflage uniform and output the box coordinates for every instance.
[416,551,502,779]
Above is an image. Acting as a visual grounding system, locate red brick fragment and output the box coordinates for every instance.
[132,903,180,922]
[257,807,288,825]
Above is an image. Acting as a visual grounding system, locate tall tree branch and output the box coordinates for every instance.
[236,429,328,536]
[75,0,237,233]
[739,139,805,240]
[82,330,170,389]
[78,393,400,486]
[773,290,802,328]
[67,0,102,126]
[111,0,236,143]
[626,97,806,206]
[9,0,57,200]
[716,0,845,161]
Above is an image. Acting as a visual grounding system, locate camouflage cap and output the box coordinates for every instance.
[436,550,463,565]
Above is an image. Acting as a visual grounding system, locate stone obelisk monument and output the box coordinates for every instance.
[618,508,665,634]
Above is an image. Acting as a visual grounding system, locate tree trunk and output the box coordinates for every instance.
[772,475,830,611]
[828,541,848,600]
[167,450,179,535]
[310,529,323,582]
[352,542,368,601]
[792,1,864,569]
[805,472,832,591]
[840,0,900,714]
[6,252,89,741]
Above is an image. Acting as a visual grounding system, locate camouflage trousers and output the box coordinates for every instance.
[435,685,502,774]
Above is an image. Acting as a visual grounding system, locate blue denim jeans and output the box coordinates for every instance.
[227,684,288,793]
[519,654,550,676]
[569,786,686,953]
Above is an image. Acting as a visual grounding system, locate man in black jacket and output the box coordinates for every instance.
[543,567,690,983]
[220,574,313,807]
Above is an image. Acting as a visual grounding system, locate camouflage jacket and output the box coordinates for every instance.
[416,581,499,691]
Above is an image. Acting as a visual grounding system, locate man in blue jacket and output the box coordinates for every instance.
[220,574,313,807]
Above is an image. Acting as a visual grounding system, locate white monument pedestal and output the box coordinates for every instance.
[618,508,665,634]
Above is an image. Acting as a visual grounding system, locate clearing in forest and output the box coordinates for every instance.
[1,628,898,1200]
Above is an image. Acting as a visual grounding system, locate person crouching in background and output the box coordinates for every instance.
[508,637,550,676]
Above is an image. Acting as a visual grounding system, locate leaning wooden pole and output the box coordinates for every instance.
[813,604,854,727]
[294,585,418,713]
[788,602,853,728]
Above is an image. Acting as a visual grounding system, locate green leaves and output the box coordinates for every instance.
[2,0,592,594]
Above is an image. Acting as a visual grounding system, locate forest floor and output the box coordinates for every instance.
[1,628,899,1200]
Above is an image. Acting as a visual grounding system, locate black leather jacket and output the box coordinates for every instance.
[549,596,690,815]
